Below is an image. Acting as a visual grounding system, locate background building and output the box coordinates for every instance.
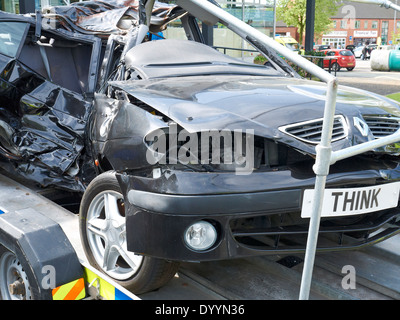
[275,21,301,42]
[276,1,400,48]
[319,1,400,48]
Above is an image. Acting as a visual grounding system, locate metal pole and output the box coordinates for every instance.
[305,0,315,51]
[299,78,338,300]
[242,0,245,59]
[394,0,398,39]
[273,0,276,39]
[202,23,214,46]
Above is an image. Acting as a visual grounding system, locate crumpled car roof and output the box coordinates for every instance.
[42,0,185,36]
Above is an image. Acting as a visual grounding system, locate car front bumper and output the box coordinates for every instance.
[116,165,400,262]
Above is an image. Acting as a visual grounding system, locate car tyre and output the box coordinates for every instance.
[332,62,341,72]
[346,67,354,71]
[79,171,180,294]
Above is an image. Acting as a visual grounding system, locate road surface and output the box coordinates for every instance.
[334,59,400,96]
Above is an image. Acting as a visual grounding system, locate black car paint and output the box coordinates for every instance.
[1,1,400,262]
[0,18,101,191]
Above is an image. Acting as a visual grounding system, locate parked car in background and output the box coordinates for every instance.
[377,44,396,51]
[314,44,331,51]
[360,43,378,60]
[368,44,378,51]
[275,35,300,52]
[354,46,363,58]
[322,49,356,71]
[346,44,355,54]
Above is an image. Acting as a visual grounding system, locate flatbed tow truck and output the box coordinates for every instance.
[2,169,400,301]
[0,170,141,300]
[0,169,226,301]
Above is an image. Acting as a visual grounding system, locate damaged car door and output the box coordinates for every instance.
[0,21,29,159]
[0,16,100,191]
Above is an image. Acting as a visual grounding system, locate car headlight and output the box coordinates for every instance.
[145,123,256,175]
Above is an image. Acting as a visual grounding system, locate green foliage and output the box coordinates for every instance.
[253,51,326,79]
[281,55,323,78]
[387,93,400,103]
[276,0,342,45]
[391,30,400,44]
[253,54,268,65]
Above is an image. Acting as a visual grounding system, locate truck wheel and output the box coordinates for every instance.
[79,171,180,294]
[0,247,32,300]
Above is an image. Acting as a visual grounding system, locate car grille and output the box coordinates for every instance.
[363,116,400,138]
[279,115,347,144]
[229,208,400,253]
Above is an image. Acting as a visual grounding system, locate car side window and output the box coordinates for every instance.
[326,51,335,56]
[18,28,94,94]
[0,22,27,57]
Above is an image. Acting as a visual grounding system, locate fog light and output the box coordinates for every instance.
[184,221,217,251]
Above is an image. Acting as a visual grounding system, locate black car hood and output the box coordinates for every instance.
[111,75,400,155]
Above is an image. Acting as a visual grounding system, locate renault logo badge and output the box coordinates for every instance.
[353,117,369,137]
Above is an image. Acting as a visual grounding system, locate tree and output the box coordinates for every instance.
[391,29,400,44]
[276,0,342,46]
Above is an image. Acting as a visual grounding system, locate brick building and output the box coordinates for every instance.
[320,1,399,48]
[278,1,400,48]
[275,23,301,42]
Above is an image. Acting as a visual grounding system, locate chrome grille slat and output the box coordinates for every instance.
[368,125,398,129]
[279,115,347,144]
[289,126,322,135]
[363,116,400,139]
[368,122,399,127]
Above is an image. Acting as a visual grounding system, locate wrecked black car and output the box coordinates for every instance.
[1,0,400,294]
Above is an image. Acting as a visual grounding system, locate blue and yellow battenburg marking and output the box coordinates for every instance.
[83,267,133,300]
[52,278,86,300]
